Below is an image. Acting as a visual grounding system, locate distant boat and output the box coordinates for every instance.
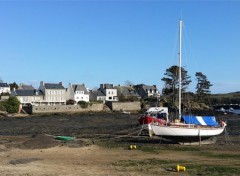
[227,108,240,115]
[140,19,226,144]
[217,107,240,115]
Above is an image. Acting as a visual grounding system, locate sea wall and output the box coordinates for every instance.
[31,103,105,114]
[105,101,141,111]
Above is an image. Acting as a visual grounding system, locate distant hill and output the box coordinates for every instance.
[210,92,240,105]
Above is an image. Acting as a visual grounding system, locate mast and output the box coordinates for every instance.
[178,19,183,120]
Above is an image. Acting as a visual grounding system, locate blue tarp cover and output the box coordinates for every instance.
[182,115,219,126]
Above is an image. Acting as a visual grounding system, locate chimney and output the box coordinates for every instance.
[59,82,63,86]
[40,81,44,87]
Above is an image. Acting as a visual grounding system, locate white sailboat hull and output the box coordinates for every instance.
[150,124,225,137]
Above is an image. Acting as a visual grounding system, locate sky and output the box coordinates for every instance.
[0,0,240,94]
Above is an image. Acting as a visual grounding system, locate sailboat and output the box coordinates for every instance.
[148,19,226,143]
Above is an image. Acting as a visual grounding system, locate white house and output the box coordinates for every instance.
[0,83,11,94]
[66,83,89,103]
[100,84,118,101]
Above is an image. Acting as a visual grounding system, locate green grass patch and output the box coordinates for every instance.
[113,159,240,176]
[112,158,188,175]
[198,151,240,160]
[187,164,240,176]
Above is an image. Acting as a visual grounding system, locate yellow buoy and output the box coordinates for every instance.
[129,145,137,150]
[176,165,186,172]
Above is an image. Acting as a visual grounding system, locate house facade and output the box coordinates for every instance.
[38,81,66,105]
[89,89,106,102]
[11,89,44,106]
[134,84,160,100]
[100,84,118,101]
[66,83,89,103]
[115,85,141,101]
[0,83,11,94]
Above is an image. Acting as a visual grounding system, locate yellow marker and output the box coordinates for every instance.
[129,145,137,150]
[176,165,186,172]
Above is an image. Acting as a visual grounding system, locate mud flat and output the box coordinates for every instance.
[0,112,239,175]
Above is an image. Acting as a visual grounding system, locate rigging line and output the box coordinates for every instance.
[169,21,180,68]
[182,22,201,82]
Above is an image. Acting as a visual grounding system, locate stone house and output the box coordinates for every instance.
[11,89,44,106]
[38,81,66,105]
[66,83,89,103]
[133,84,160,100]
[115,85,141,101]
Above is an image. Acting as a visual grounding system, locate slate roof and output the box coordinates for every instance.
[91,90,105,97]
[18,84,35,90]
[44,83,65,89]
[14,90,44,96]
[0,83,9,87]
[115,86,139,96]
[142,85,157,90]
[72,84,89,94]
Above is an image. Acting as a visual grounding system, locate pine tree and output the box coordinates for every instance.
[195,72,212,101]
[161,65,191,105]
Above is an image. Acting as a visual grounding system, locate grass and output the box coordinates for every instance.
[100,141,240,175]
[198,152,240,160]
[113,158,240,176]
[112,158,187,175]
[95,136,240,175]
[188,164,240,176]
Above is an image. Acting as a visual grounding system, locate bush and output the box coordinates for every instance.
[5,97,20,113]
[78,101,88,108]
[0,101,6,111]
[119,95,139,102]
[66,99,76,105]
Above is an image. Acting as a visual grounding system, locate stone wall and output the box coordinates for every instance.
[0,95,9,100]
[32,103,104,114]
[106,101,141,111]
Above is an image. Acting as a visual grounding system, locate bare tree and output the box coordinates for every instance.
[124,80,134,86]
